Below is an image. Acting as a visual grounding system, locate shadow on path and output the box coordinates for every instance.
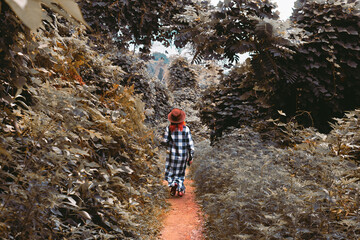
[160,172,204,240]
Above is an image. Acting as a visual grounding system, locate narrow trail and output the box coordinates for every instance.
[160,172,204,240]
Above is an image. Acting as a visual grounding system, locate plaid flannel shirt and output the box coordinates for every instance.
[163,125,194,191]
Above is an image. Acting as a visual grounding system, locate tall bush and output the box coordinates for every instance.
[0,1,167,238]
[167,57,198,91]
[200,0,360,136]
[286,0,360,131]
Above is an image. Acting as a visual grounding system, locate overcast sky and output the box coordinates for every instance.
[273,0,296,20]
[211,0,296,20]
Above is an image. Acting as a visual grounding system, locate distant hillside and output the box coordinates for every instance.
[147,52,170,82]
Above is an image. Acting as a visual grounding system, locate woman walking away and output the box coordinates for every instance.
[163,108,194,197]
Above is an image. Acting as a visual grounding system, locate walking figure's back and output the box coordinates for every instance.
[163,108,194,197]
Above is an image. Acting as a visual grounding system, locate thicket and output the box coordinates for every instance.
[110,53,172,125]
[192,110,360,239]
[281,0,360,132]
[180,0,360,135]
[78,0,194,55]
[199,63,263,142]
[172,0,279,62]
[167,57,198,92]
[0,1,167,239]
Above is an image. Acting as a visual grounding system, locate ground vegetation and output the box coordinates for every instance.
[1,0,360,239]
[191,110,360,239]
[0,1,168,238]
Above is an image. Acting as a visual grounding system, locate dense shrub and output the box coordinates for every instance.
[110,53,172,125]
[327,109,360,163]
[282,0,360,132]
[197,0,360,136]
[172,0,279,62]
[167,57,198,91]
[199,63,266,142]
[191,124,360,239]
[0,7,167,239]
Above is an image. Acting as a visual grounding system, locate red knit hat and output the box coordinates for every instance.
[168,108,186,123]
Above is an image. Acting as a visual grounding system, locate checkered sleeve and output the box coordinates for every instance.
[163,127,170,145]
[187,127,194,159]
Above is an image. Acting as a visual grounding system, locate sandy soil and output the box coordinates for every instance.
[160,174,204,240]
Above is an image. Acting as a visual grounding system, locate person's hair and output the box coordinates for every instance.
[169,121,185,132]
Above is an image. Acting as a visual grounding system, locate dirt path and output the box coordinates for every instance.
[160,173,204,240]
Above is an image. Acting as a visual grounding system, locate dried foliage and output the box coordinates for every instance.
[0,6,167,239]
[167,57,198,91]
[327,110,360,163]
[191,122,360,239]
[0,1,31,113]
[4,0,88,30]
[2,0,360,239]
